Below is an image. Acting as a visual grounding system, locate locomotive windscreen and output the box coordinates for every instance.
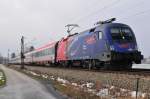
[110,27,134,43]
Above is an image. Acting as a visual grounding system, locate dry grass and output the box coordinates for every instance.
[0,69,6,87]
[52,81,102,99]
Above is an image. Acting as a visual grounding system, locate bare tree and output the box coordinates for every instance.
[0,53,3,64]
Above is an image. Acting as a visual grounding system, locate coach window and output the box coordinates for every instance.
[98,31,103,39]
[52,48,55,54]
[48,48,51,55]
[46,49,48,55]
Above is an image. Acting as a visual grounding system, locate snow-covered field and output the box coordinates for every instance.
[132,64,150,69]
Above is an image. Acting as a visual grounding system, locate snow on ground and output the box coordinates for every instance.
[132,64,150,69]
[24,70,40,76]
[130,91,147,98]
[50,76,55,80]
[86,82,94,88]
[96,88,109,97]
[71,83,78,86]
[42,74,48,79]
[57,77,69,84]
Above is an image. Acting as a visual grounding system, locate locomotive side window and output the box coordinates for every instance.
[98,31,103,39]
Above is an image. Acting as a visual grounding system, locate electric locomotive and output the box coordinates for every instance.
[56,18,143,70]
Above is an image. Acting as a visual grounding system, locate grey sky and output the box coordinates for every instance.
[0,0,150,57]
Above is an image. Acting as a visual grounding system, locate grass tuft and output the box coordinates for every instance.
[0,69,6,87]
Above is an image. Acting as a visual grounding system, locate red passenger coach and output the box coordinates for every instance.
[32,42,56,65]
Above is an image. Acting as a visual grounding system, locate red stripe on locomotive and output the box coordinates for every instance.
[56,38,69,61]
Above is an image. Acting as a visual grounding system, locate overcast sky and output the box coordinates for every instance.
[0,0,150,57]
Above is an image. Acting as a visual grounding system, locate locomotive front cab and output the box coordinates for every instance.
[110,26,136,52]
[107,24,143,64]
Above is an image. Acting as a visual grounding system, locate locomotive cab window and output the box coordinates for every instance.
[110,27,134,43]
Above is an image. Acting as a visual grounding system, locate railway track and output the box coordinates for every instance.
[98,69,150,78]
[11,64,150,78]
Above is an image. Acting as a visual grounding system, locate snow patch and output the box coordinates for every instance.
[50,76,55,80]
[57,77,69,84]
[29,71,40,76]
[96,88,109,97]
[61,83,66,86]
[130,91,141,98]
[80,84,86,88]
[130,91,147,98]
[110,86,115,90]
[72,83,78,86]
[120,88,128,93]
[142,93,147,98]
[86,82,94,88]
[42,74,48,79]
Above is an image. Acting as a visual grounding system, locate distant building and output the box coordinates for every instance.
[147,57,150,64]
[143,57,150,64]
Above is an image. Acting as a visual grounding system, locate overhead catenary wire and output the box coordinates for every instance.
[120,8,150,20]
[71,0,150,25]
[116,0,146,14]
[111,0,148,20]
[71,0,121,24]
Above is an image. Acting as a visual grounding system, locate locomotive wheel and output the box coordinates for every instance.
[68,61,72,68]
[92,60,97,69]
[88,60,97,70]
[61,62,68,68]
[82,61,86,69]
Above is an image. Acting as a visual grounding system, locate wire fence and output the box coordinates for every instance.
[96,75,150,99]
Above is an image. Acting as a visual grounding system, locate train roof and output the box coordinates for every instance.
[99,22,130,27]
[79,23,130,34]
[62,23,130,40]
[35,41,57,52]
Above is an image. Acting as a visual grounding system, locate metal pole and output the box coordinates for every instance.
[21,36,25,69]
[136,78,140,99]
[7,49,9,66]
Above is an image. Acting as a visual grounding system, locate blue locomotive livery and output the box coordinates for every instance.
[66,18,143,69]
